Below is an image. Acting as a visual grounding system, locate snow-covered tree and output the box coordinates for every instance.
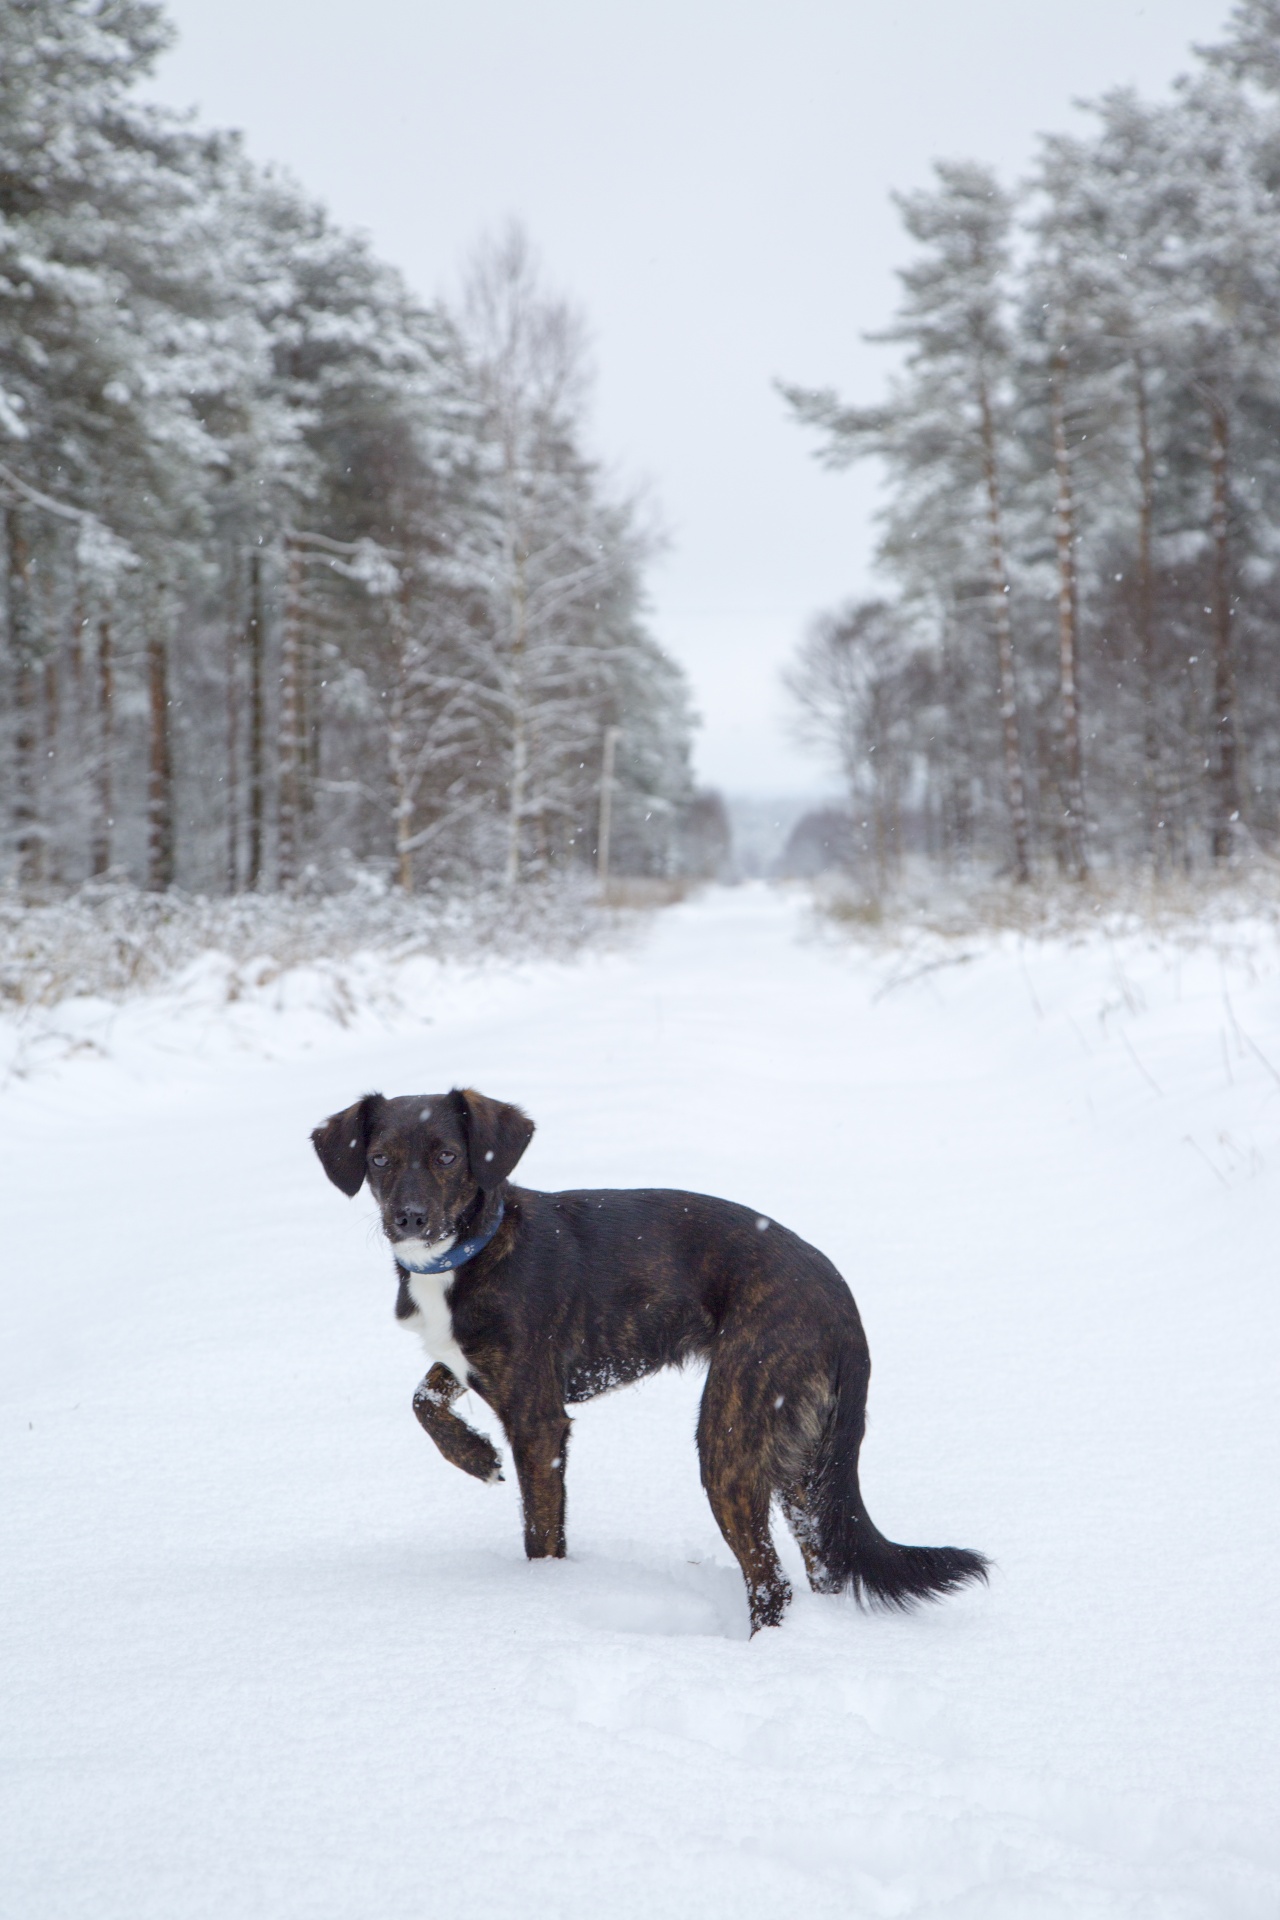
[784,599,925,886]
[783,163,1033,881]
[0,9,692,898]
[784,9,1280,877]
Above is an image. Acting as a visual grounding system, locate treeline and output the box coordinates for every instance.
[784,0,1280,882]
[0,0,698,898]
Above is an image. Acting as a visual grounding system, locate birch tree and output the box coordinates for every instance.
[456,227,662,885]
[784,600,921,888]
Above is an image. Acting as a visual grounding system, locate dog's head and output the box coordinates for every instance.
[311,1088,534,1265]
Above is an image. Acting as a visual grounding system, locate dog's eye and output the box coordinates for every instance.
[436,1149,457,1167]
[370,1152,388,1168]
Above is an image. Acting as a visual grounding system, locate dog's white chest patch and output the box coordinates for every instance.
[402,1269,472,1384]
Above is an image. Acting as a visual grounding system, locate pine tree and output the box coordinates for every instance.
[783,163,1033,880]
[783,14,1280,879]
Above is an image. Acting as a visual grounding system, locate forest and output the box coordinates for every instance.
[784,0,1280,884]
[11,3,1280,904]
[0,0,703,900]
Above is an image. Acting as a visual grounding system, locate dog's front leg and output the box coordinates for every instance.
[412,1364,504,1484]
[506,1405,571,1559]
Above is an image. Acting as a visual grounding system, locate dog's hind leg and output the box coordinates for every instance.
[697,1355,792,1633]
[779,1478,843,1595]
[412,1364,504,1484]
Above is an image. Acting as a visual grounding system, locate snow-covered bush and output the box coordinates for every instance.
[0,875,604,1010]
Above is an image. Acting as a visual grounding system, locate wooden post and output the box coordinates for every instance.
[597,724,621,897]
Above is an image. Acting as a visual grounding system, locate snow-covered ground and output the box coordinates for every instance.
[3,885,1278,1918]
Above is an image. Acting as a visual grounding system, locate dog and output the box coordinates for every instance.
[312,1086,988,1632]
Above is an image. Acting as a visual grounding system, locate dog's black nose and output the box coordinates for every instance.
[393,1207,429,1237]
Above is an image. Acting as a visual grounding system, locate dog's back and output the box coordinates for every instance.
[453,1185,857,1396]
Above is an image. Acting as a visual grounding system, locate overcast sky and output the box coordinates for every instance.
[144,0,1231,798]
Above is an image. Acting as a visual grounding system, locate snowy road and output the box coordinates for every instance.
[3,886,1279,1918]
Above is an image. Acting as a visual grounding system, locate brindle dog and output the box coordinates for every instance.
[312,1086,988,1632]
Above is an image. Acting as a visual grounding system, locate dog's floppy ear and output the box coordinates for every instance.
[455,1088,534,1190]
[311,1093,383,1196]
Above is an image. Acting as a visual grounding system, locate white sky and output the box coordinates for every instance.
[144,0,1230,797]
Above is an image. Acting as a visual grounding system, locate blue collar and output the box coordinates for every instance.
[396,1200,505,1275]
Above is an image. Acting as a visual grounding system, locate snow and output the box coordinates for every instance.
[3,884,1278,1918]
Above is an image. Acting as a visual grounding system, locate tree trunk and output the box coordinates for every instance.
[69,572,86,873]
[246,549,265,890]
[42,624,62,887]
[225,558,240,893]
[277,534,303,889]
[388,685,414,892]
[5,504,42,892]
[1133,358,1163,868]
[90,610,114,878]
[505,705,527,888]
[146,590,174,891]
[1050,347,1087,880]
[387,581,415,892]
[503,552,529,889]
[977,373,1032,883]
[1207,397,1240,859]
[70,576,86,713]
[937,607,971,868]
[300,587,320,821]
[597,724,619,894]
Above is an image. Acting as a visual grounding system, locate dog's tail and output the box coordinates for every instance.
[804,1358,989,1610]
